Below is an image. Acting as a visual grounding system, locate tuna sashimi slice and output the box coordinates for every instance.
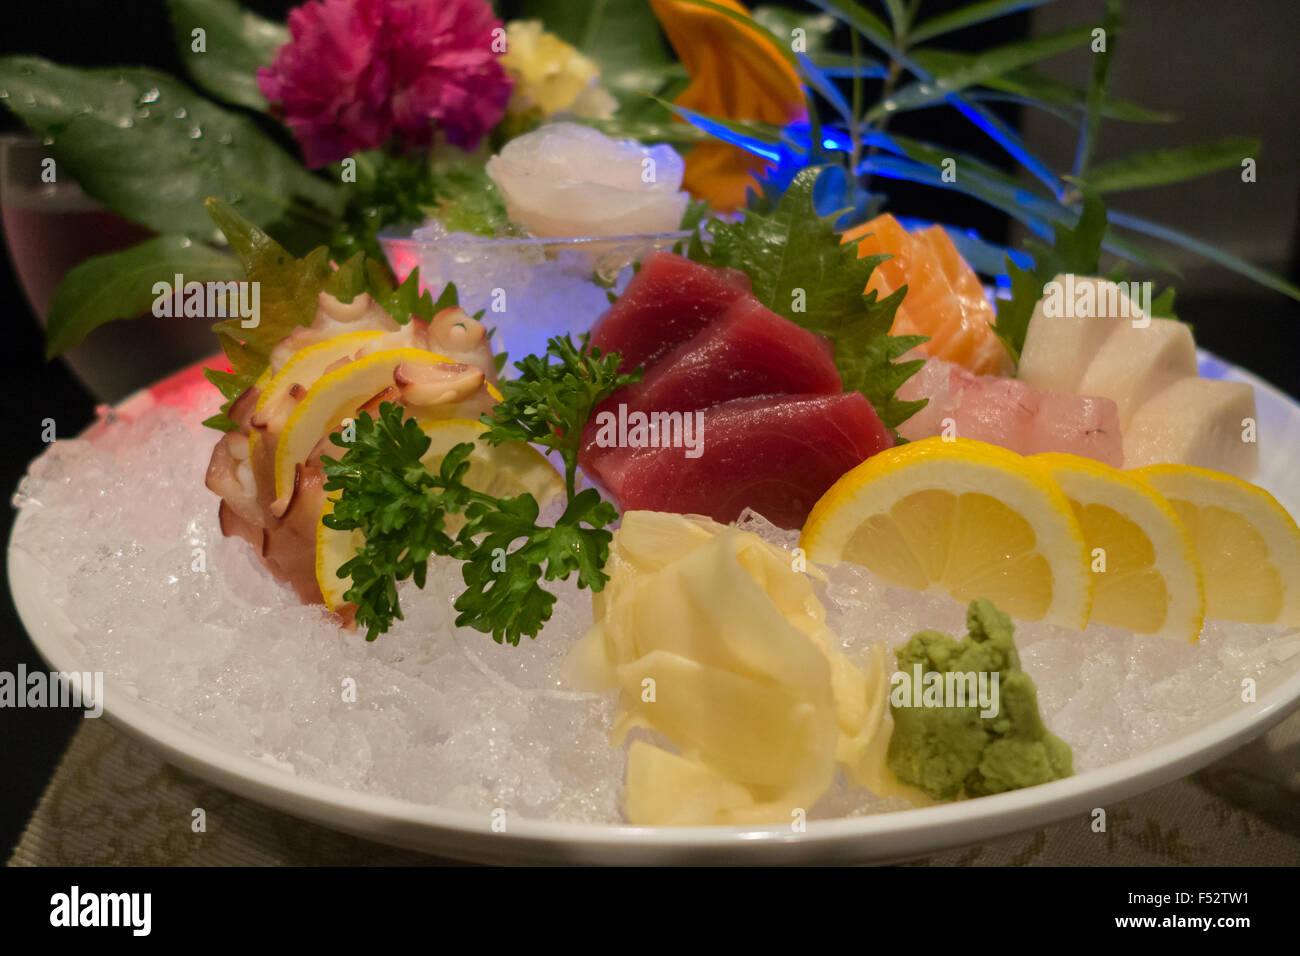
[588,251,752,373]
[899,357,1123,466]
[578,296,842,472]
[584,392,894,529]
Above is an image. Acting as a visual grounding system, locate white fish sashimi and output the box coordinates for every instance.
[1075,318,1199,429]
[900,357,1123,465]
[1125,378,1259,479]
[1017,275,1138,393]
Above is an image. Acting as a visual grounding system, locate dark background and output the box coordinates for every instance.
[1,0,1297,860]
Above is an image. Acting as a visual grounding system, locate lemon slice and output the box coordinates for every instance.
[315,419,564,611]
[801,437,1092,627]
[274,347,462,501]
[256,331,386,417]
[1132,465,1300,626]
[248,331,386,463]
[1034,453,1204,641]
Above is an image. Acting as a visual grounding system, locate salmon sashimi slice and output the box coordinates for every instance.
[584,392,895,529]
[841,214,1012,376]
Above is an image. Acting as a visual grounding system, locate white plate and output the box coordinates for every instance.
[9,353,1300,865]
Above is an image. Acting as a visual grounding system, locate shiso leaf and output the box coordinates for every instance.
[204,199,332,429]
[688,165,926,431]
[202,200,451,428]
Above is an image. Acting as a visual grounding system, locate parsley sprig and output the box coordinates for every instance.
[480,333,642,499]
[320,334,637,645]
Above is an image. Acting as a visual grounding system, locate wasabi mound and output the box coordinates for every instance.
[886,598,1073,800]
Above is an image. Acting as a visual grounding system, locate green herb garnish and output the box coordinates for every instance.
[480,333,643,500]
[992,192,1178,363]
[991,193,1108,365]
[320,334,638,644]
[686,166,927,432]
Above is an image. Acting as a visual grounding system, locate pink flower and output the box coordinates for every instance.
[258,0,512,168]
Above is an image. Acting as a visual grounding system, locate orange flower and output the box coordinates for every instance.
[650,0,805,210]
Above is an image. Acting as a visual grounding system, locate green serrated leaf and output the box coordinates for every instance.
[1149,286,1177,319]
[993,192,1108,363]
[367,263,444,326]
[691,166,923,430]
[323,252,368,303]
[44,236,241,357]
[165,0,287,112]
[204,198,332,424]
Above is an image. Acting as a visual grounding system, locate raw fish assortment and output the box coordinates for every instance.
[581,254,893,527]
[192,219,1300,826]
[26,173,1299,832]
[588,250,753,372]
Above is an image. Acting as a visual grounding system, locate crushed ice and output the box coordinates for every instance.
[10,397,1297,823]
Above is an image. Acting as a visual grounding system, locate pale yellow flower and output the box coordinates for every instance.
[500,20,617,120]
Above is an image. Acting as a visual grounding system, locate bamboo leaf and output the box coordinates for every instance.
[911,49,1174,122]
[862,129,1040,192]
[882,0,911,34]
[1079,137,1261,193]
[1073,0,1120,176]
[1108,209,1300,301]
[649,97,786,152]
[807,51,889,77]
[856,154,1179,273]
[804,0,898,59]
[798,52,854,124]
[911,0,1057,46]
[752,5,837,53]
[868,26,1094,121]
